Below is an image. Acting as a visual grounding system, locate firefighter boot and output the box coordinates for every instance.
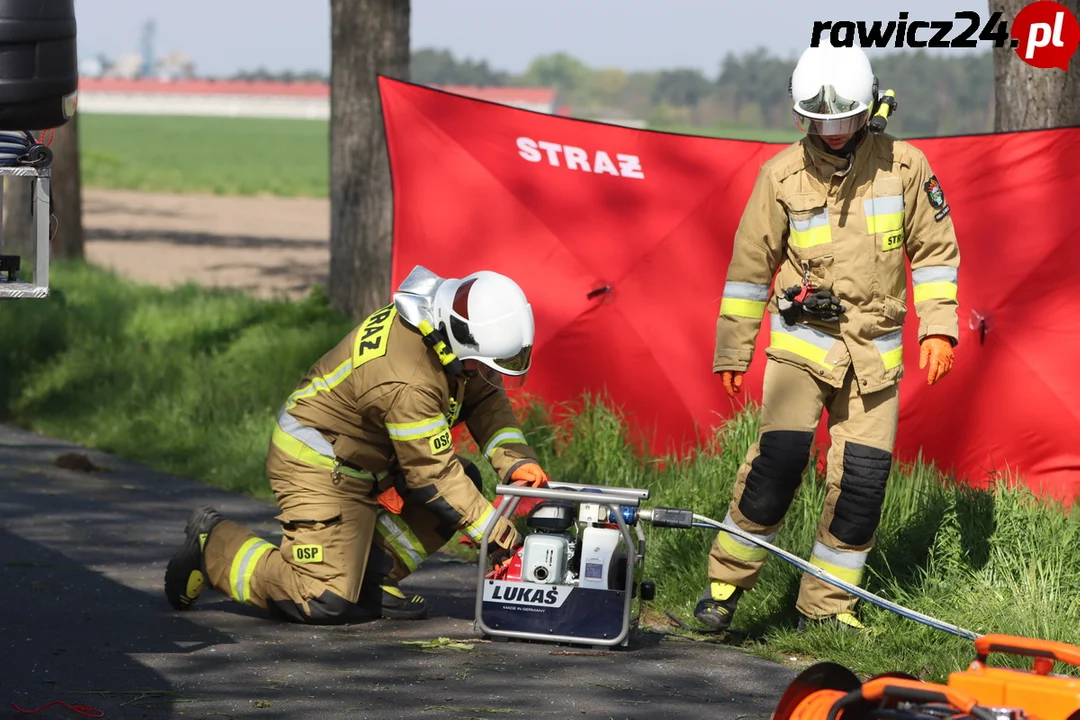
[797,612,867,634]
[693,581,744,632]
[379,583,428,621]
[164,506,225,611]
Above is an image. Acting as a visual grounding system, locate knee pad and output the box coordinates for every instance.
[738,430,814,527]
[268,590,376,625]
[829,441,892,546]
[459,456,484,493]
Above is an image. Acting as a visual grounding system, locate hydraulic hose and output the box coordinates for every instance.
[636,506,982,641]
[0,130,53,167]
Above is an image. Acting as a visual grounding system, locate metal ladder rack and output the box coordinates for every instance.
[0,165,52,299]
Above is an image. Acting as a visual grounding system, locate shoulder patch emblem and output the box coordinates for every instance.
[924,175,951,221]
[924,175,945,208]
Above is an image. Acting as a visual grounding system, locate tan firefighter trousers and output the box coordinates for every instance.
[199,443,465,624]
[707,354,899,618]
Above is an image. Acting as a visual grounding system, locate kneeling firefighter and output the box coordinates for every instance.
[164,265,550,624]
[696,44,960,632]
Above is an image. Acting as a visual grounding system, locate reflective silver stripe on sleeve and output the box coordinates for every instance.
[722,281,770,301]
[912,266,958,285]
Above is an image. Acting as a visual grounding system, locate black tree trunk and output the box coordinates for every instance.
[327,0,410,322]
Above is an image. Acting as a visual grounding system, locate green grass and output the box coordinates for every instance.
[514,398,1080,681]
[76,113,802,199]
[3,260,1079,684]
[79,113,330,197]
[0,260,352,495]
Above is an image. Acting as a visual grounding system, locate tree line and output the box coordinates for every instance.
[409,46,994,137]
[229,45,994,138]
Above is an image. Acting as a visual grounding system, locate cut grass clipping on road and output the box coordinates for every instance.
[77,113,800,198]
[3,260,1079,682]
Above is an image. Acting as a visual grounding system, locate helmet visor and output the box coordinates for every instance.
[794,111,867,136]
[793,84,868,135]
[475,362,529,390]
[492,344,532,374]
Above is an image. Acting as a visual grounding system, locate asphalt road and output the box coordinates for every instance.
[0,424,798,719]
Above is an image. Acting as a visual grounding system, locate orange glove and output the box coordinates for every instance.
[509,462,549,488]
[720,370,744,398]
[919,335,955,385]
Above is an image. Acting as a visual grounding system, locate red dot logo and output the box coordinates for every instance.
[1011,0,1080,70]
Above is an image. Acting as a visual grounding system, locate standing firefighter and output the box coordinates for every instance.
[695,44,960,633]
[164,266,549,624]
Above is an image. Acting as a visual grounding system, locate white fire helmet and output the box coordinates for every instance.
[790,44,877,137]
[432,270,534,389]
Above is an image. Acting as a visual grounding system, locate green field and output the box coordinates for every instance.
[79,114,330,197]
[78,113,799,198]
[2,261,1078,682]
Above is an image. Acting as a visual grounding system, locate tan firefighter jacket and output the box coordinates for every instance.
[270,300,539,552]
[714,131,961,394]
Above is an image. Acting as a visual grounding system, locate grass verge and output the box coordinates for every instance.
[2,260,1078,683]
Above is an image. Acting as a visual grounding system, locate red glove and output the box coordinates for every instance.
[720,370,744,398]
[919,335,955,385]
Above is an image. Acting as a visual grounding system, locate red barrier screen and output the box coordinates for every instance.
[380,76,1080,505]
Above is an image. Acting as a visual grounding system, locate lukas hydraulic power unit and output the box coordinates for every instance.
[474,481,690,648]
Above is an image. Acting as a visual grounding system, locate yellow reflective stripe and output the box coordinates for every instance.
[866,212,904,234]
[271,425,337,471]
[284,358,353,411]
[720,298,766,318]
[810,542,867,585]
[718,529,769,563]
[769,315,838,370]
[770,332,834,370]
[483,428,527,458]
[913,282,958,303]
[376,512,427,572]
[864,195,905,235]
[873,329,904,371]
[229,537,275,604]
[881,347,904,370]
[788,206,831,249]
[464,503,496,543]
[912,266,958,303]
[789,223,831,249]
[270,425,374,480]
[386,415,449,442]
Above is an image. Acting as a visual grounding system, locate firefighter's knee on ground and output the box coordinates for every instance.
[738,430,815,527]
[269,588,377,625]
[830,441,892,546]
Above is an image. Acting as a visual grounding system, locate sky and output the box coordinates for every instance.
[77,0,996,79]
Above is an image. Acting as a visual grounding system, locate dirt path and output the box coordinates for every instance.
[84,188,331,300]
